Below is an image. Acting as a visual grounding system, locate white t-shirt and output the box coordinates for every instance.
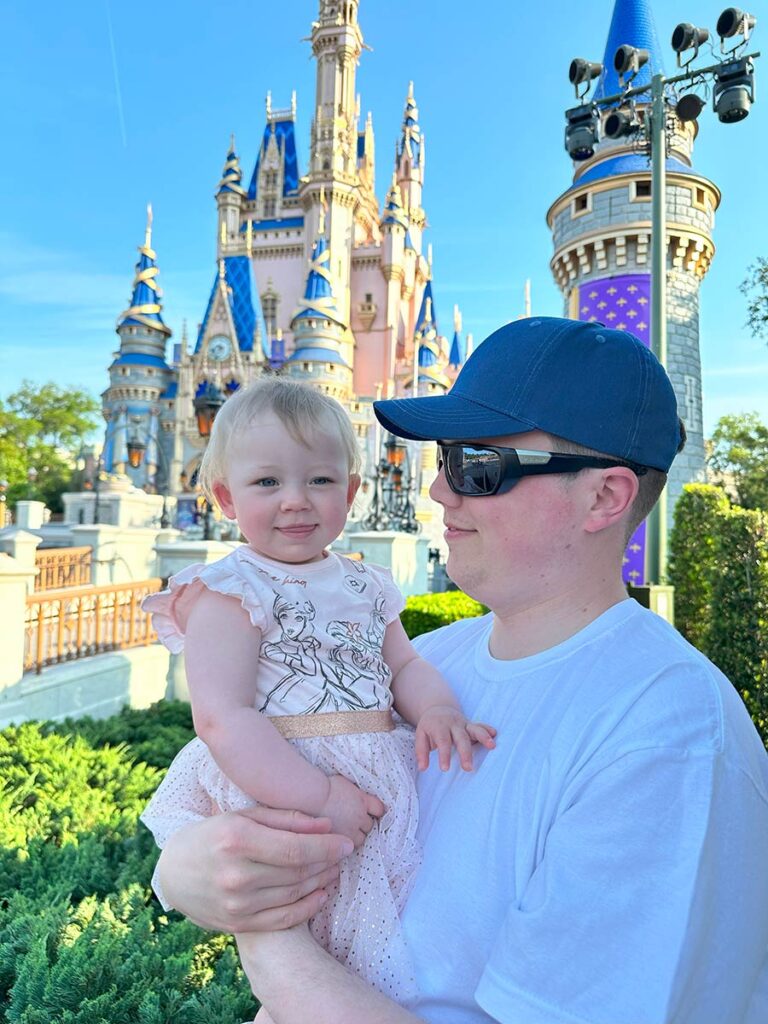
[405,599,768,1024]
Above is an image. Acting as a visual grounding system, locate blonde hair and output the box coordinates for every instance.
[198,377,361,504]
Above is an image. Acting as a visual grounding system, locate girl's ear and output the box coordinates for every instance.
[347,473,362,509]
[212,481,235,519]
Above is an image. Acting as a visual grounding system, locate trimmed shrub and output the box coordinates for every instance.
[668,484,731,653]
[401,591,487,639]
[707,506,768,745]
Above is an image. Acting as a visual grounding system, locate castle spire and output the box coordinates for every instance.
[397,81,422,172]
[117,204,171,336]
[380,174,408,229]
[217,135,246,196]
[292,217,346,329]
[593,0,665,101]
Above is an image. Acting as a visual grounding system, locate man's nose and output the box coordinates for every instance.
[429,465,460,507]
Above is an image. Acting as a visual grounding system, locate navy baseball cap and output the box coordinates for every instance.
[374,317,681,472]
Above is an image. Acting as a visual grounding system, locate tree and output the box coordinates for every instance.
[0,382,100,514]
[707,412,768,511]
[741,257,768,339]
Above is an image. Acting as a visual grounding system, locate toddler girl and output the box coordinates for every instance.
[140,378,495,1006]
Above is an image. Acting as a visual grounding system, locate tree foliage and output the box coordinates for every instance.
[741,256,768,339]
[0,382,99,513]
[707,412,768,511]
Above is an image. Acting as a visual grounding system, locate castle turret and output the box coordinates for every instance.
[396,82,426,252]
[410,279,449,395]
[547,0,719,581]
[217,135,246,257]
[103,205,172,485]
[300,0,364,323]
[288,210,353,403]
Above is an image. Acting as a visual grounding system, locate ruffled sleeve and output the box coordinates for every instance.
[363,563,406,624]
[142,554,267,653]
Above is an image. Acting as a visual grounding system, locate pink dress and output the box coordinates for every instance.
[140,546,421,1003]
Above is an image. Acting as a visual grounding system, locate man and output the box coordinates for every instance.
[158,318,768,1023]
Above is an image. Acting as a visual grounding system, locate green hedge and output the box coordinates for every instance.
[668,484,732,654]
[401,591,487,639]
[707,507,768,742]
[669,484,768,748]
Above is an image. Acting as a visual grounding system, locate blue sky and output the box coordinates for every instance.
[1,0,766,437]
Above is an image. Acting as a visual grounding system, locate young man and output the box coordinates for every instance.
[158,318,768,1023]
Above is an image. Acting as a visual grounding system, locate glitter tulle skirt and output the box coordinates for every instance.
[140,722,421,1004]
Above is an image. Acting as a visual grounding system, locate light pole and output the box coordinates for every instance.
[565,7,760,584]
[363,434,419,534]
[193,383,226,540]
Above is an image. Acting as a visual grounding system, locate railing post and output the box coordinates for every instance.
[0,529,43,593]
[0,554,38,693]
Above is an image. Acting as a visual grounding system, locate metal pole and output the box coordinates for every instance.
[647,72,668,585]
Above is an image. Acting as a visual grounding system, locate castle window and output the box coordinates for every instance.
[692,186,708,211]
[263,196,276,218]
[684,375,700,432]
[264,170,278,189]
[571,193,592,217]
[632,181,652,200]
[261,291,279,336]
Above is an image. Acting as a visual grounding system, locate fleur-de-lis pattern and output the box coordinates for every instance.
[578,273,652,585]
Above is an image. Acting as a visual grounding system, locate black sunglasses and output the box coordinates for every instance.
[436,442,647,497]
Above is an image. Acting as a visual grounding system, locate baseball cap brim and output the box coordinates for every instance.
[374,391,537,441]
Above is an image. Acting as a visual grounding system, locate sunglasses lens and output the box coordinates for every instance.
[444,446,503,495]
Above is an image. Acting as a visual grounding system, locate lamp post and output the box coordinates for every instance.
[565,8,760,584]
[193,383,226,540]
[0,479,8,527]
[364,434,419,534]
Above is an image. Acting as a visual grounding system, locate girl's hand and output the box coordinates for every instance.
[318,775,386,847]
[415,705,496,772]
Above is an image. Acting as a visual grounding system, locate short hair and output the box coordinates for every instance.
[546,420,687,540]
[198,377,361,504]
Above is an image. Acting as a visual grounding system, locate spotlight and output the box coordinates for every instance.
[676,92,707,122]
[713,57,755,122]
[716,7,756,40]
[671,22,710,55]
[614,45,650,83]
[569,57,603,96]
[564,103,599,160]
[604,106,639,139]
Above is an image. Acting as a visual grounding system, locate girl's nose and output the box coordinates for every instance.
[280,485,310,511]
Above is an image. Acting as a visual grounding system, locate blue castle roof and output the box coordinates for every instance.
[448,329,466,368]
[289,347,350,367]
[593,0,665,102]
[195,255,258,353]
[573,152,694,187]
[381,177,408,228]
[292,233,346,328]
[247,117,300,200]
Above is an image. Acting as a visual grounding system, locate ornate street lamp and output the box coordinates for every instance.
[364,434,419,533]
[126,437,147,469]
[193,383,225,439]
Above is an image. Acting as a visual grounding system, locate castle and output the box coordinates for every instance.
[101,0,467,515]
[101,0,714,583]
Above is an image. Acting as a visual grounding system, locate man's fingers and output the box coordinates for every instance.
[237,864,340,917]
[236,805,333,834]
[238,887,331,932]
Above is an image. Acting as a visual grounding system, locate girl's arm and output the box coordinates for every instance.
[184,589,383,843]
[383,617,496,771]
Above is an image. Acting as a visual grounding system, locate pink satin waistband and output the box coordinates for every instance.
[269,709,395,739]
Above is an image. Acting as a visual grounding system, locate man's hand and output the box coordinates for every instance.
[415,705,496,771]
[318,774,386,847]
[156,805,353,933]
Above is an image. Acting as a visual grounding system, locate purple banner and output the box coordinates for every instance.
[577,274,651,586]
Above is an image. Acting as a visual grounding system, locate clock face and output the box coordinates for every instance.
[208,335,232,361]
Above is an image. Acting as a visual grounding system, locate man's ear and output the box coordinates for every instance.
[212,481,235,519]
[347,473,362,509]
[583,467,639,535]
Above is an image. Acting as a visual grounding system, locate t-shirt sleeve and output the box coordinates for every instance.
[142,556,267,653]
[475,745,768,1024]
[364,563,406,623]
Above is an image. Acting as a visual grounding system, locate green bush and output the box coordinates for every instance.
[401,591,487,639]
[707,506,768,743]
[668,483,731,654]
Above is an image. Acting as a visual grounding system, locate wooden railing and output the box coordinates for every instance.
[34,546,93,591]
[24,579,162,675]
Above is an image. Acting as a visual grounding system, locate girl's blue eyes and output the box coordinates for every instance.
[252,477,333,487]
